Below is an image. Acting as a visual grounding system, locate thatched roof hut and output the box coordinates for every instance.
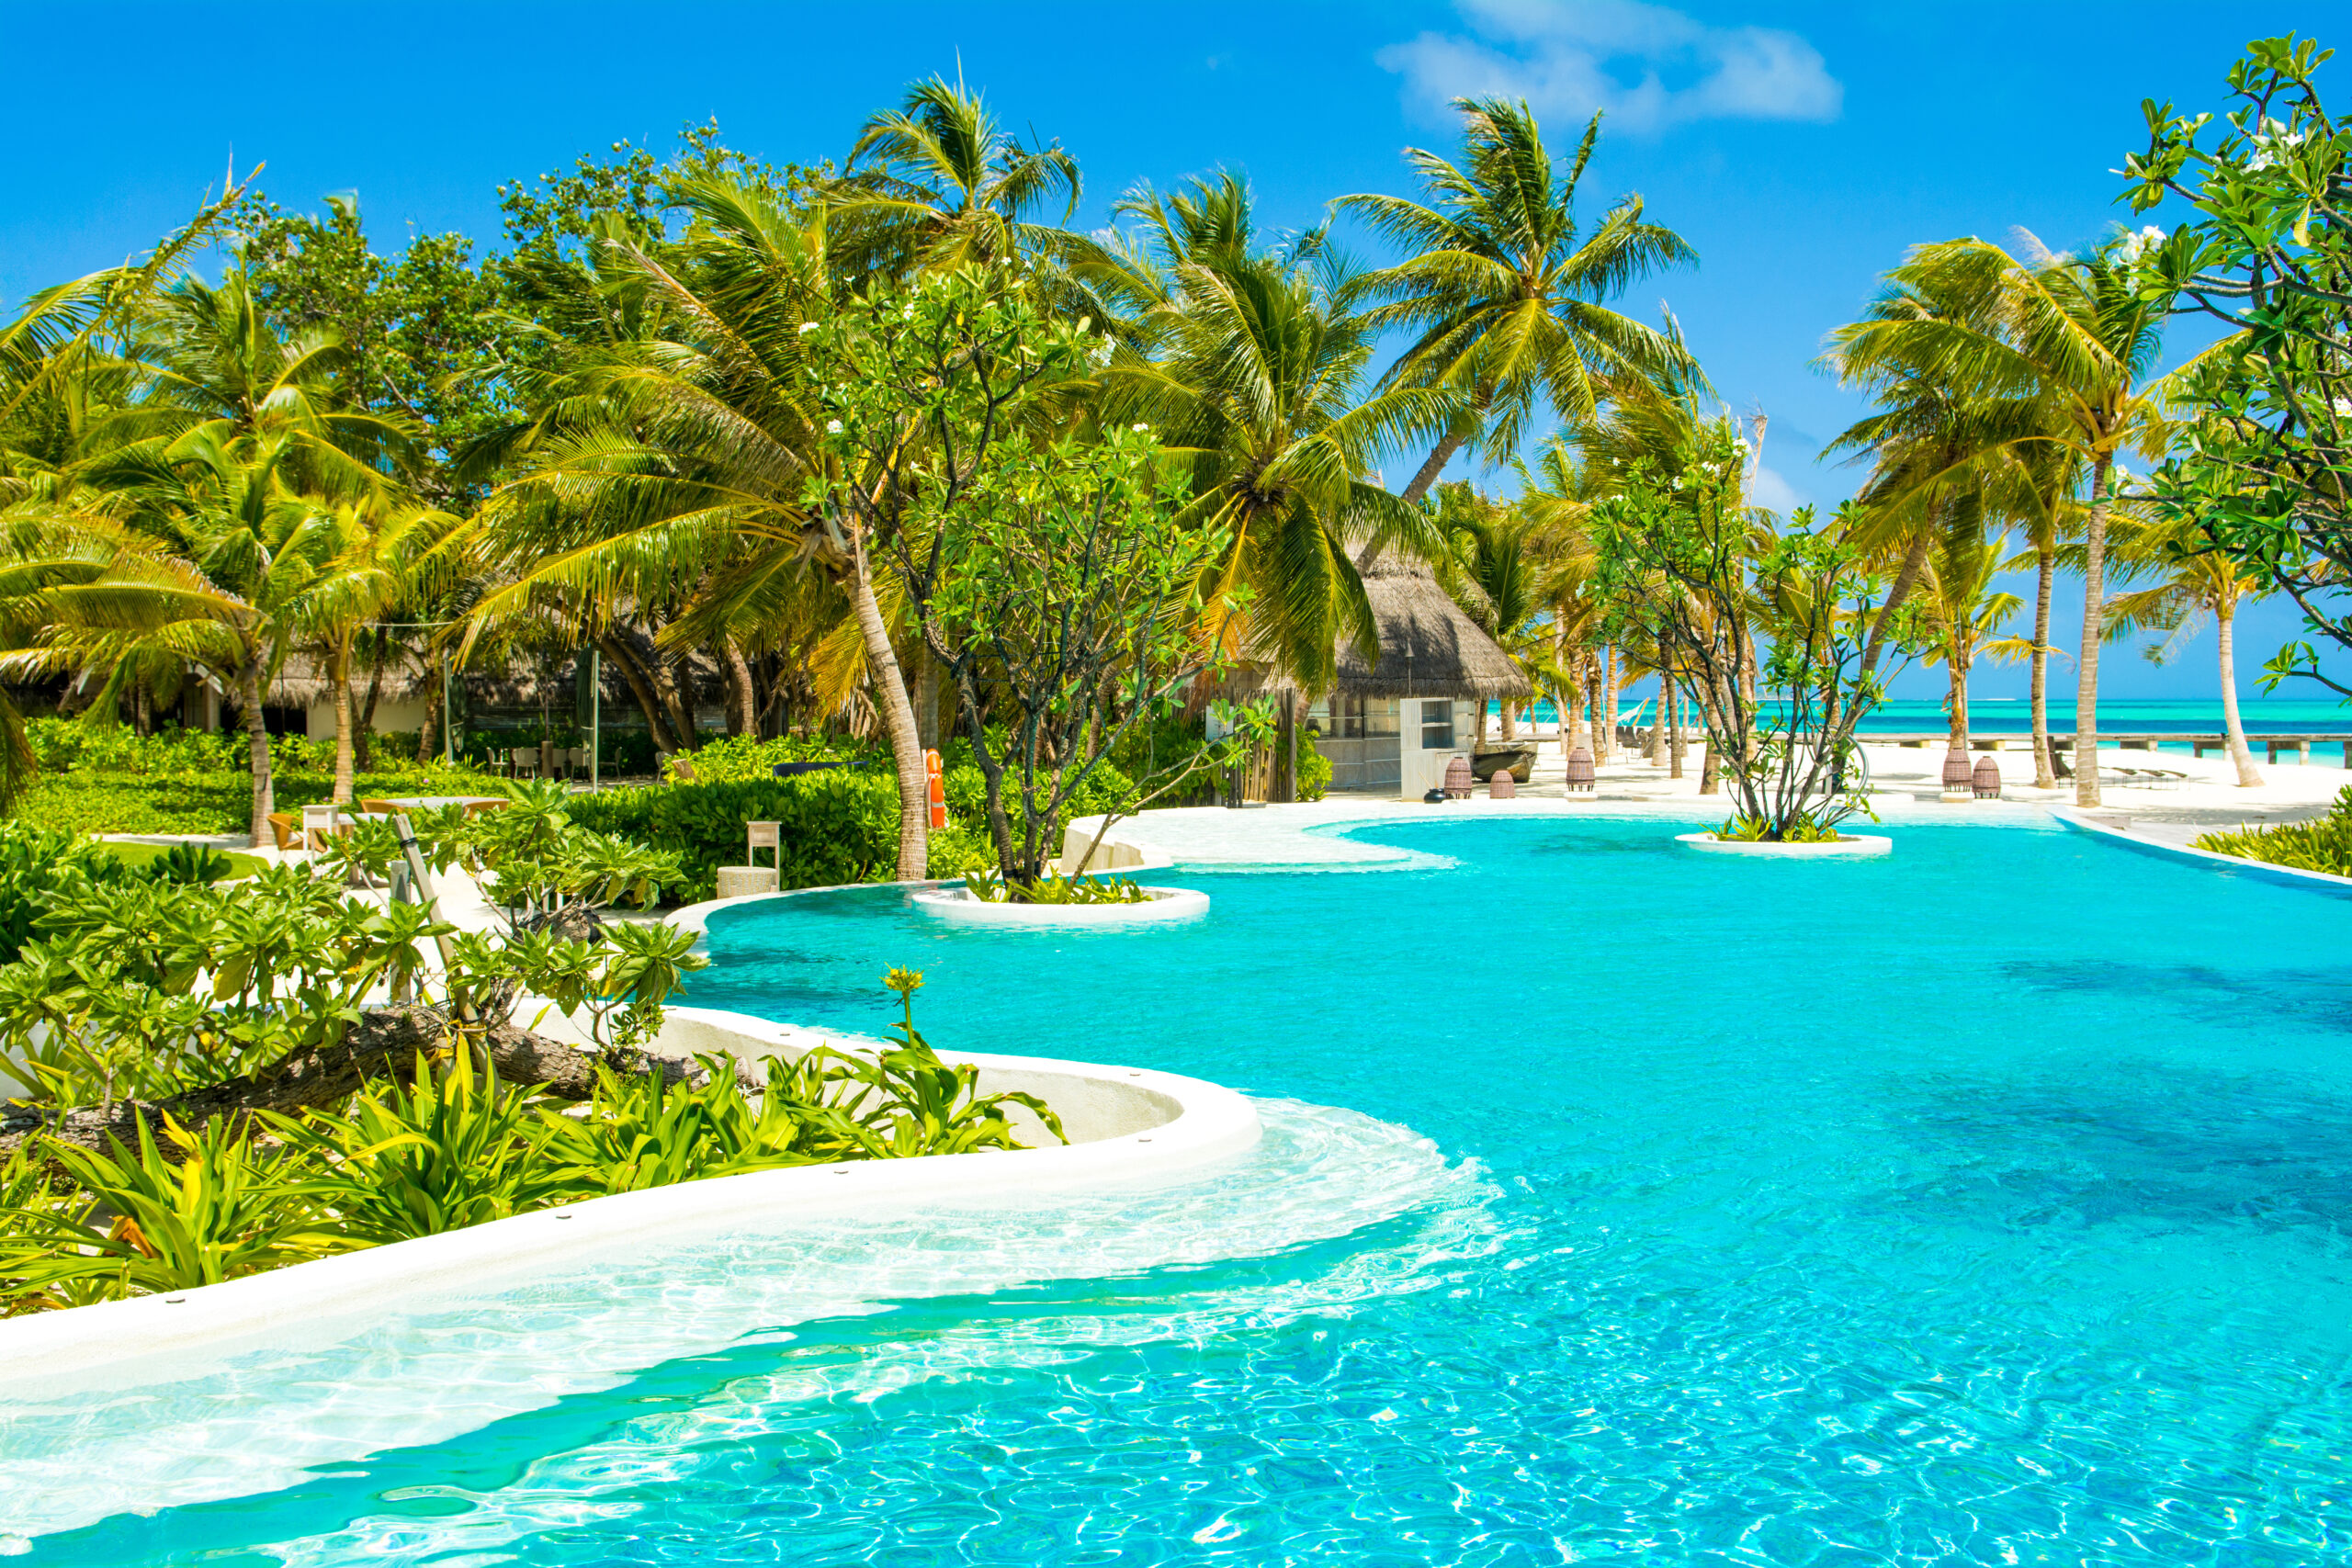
[1334,553,1532,701]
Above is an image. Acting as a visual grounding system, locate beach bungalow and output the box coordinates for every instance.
[1310,553,1532,799]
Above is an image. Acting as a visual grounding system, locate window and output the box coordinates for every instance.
[1329,695,1399,739]
[1420,699,1455,750]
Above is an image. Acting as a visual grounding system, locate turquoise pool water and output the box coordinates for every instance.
[16,816,2352,1564]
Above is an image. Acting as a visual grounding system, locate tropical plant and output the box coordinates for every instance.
[2193,784,2352,872]
[0,1114,350,1304]
[1823,235,2174,805]
[269,1049,568,1243]
[831,74,1083,277]
[1093,188,1441,686]
[2121,36,2352,694]
[1338,96,1699,503]
[2103,507,2274,785]
[961,868,1149,905]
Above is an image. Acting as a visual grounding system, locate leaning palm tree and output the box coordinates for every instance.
[468,177,941,876]
[2103,510,2273,787]
[1338,96,1699,504]
[1826,233,2172,805]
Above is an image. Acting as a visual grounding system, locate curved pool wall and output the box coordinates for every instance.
[0,1006,1260,1401]
[15,802,2352,1564]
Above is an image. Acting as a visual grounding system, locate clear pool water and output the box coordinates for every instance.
[14,815,2352,1565]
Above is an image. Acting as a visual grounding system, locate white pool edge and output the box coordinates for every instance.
[2050,807,2352,894]
[0,1005,1261,1394]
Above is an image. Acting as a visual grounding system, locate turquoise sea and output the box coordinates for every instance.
[25,816,2352,1565]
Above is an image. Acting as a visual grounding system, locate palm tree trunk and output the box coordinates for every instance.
[722,640,756,738]
[1947,653,1972,753]
[2030,547,2056,788]
[2218,599,2263,787]
[330,633,356,806]
[1667,669,1685,779]
[848,538,928,880]
[2074,455,2116,807]
[1396,431,1470,506]
[594,632,684,755]
[355,631,385,773]
[241,654,273,850]
[1860,531,1935,683]
[1600,645,1618,764]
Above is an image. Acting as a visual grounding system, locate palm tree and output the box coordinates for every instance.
[469,176,938,876]
[1338,96,1698,504]
[1099,211,1446,687]
[2103,511,2272,787]
[831,74,1081,277]
[304,495,451,802]
[1825,234,2172,805]
[1912,503,2023,753]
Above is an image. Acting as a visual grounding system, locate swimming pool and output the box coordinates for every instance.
[9,813,2352,1564]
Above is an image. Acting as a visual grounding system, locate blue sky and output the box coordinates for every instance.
[6,0,2348,703]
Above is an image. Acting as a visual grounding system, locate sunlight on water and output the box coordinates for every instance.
[13,815,2352,1565]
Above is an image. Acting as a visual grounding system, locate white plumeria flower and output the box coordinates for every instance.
[797,321,820,334]
[826,419,842,434]
[2116,225,2166,265]
[1131,423,1149,432]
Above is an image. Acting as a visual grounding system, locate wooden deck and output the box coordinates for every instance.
[1862,732,2352,764]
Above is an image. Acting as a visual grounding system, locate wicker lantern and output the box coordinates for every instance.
[1940,747,1974,791]
[1564,744,1596,793]
[1489,770,1516,799]
[1971,754,2002,800]
[1443,755,1475,798]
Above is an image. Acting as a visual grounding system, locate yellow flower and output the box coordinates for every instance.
[883,966,924,997]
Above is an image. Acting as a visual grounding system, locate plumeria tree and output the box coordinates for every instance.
[2123,35,2352,694]
[1591,427,1912,838]
[922,423,1235,883]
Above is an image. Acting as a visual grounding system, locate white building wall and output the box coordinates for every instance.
[1397,696,1471,800]
[304,697,434,740]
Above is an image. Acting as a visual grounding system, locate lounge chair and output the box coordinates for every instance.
[266,812,302,852]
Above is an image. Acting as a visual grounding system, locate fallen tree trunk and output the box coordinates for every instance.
[0,1005,738,1162]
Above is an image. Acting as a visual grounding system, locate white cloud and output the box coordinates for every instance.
[1750,464,1803,511]
[1377,0,1842,133]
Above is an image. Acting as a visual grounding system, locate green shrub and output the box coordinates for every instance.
[2193,787,2352,875]
[1297,733,1331,802]
[565,773,900,899]
[666,733,873,784]
[6,764,509,838]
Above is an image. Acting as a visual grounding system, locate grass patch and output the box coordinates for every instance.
[95,840,269,880]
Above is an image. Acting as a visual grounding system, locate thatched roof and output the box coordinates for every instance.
[1334,554,1532,701]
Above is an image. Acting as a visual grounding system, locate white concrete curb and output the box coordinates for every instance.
[910,886,1209,924]
[1675,831,1894,858]
[2050,807,2352,894]
[0,1006,1261,1394]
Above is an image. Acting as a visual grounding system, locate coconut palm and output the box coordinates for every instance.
[1911,502,2023,752]
[831,74,1081,278]
[467,176,942,875]
[1338,96,1699,504]
[2103,511,2273,787]
[1825,234,2172,805]
[1100,219,1448,687]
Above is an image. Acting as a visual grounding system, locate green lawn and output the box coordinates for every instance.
[96,840,270,880]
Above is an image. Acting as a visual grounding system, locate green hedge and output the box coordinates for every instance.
[6,765,511,837]
[563,773,993,901]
